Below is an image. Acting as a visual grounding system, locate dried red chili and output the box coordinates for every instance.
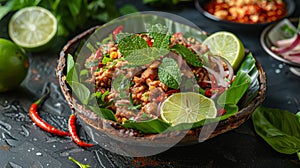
[29,92,69,136]
[68,114,94,147]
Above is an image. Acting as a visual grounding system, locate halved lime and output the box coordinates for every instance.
[202,31,245,70]
[8,6,57,52]
[160,92,217,126]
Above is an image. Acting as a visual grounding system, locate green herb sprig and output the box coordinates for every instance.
[252,106,300,160]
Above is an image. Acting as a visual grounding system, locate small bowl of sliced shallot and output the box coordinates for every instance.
[261,17,300,76]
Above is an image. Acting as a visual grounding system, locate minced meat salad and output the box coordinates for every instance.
[83,24,233,124]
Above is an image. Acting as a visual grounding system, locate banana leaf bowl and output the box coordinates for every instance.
[56,12,266,157]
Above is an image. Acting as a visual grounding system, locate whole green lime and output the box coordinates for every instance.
[0,38,29,92]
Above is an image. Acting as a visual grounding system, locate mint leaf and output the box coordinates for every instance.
[118,34,149,57]
[147,24,171,49]
[158,57,182,89]
[124,47,169,66]
[170,44,203,67]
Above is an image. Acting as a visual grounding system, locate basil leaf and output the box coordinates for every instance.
[252,106,300,155]
[68,81,90,105]
[67,54,75,74]
[170,44,203,67]
[158,57,182,89]
[118,34,149,57]
[121,119,171,134]
[124,47,168,66]
[88,106,116,122]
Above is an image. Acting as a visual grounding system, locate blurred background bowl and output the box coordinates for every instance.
[260,17,300,76]
[195,0,296,29]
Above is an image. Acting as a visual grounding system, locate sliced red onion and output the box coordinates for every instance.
[288,52,300,56]
[275,35,297,48]
[272,34,300,54]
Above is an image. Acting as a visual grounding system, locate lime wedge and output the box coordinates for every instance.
[8,6,57,52]
[160,92,217,126]
[202,31,245,70]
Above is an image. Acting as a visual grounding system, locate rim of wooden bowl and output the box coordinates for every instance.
[56,25,267,147]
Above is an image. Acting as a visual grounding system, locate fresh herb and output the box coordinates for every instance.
[252,106,300,160]
[158,57,182,89]
[66,54,116,121]
[69,156,91,168]
[88,106,116,121]
[170,44,203,67]
[147,24,171,49]
[102,54,113,65]
[118,34,149,57]
[92,90,111,107]
[124,47,169,66]
[122,118,171,134]
[128,93,141,111]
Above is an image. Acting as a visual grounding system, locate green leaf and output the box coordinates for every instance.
[296,112,300,123]
[67,0,82,18]
[68,81,90,105]
[170,44,203,67]
[124,47,168,66]
[217,72,251,105]
[67,54,75,73]
[119,4,138,15]
[118,34,149,57]
[88,106,116,122]
[121,119,171,134]
[218,53,257,106]
[220,104,239,120]
[236,53,256,76]
[158,57,182,89]
[252,106,300,155]
[147,24,171,49]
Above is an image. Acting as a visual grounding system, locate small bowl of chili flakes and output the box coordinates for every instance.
[195,0,295,28]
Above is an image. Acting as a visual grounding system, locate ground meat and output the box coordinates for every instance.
[85,32,217,122]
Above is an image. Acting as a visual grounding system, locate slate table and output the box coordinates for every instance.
[1,0,300,167]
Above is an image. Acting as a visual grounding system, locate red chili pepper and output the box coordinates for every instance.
[68,114,94,148]
[205,89,212,97]
[112,25,123,41]
[29,92,69,136]
[217,108,226,116]
[146,39,153,47]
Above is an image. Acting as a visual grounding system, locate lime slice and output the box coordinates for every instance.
[160,92,217,126]
[202,31,245,70]
[9,6,57,52]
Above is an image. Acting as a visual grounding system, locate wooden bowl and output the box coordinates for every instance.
[56,12,267,156]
